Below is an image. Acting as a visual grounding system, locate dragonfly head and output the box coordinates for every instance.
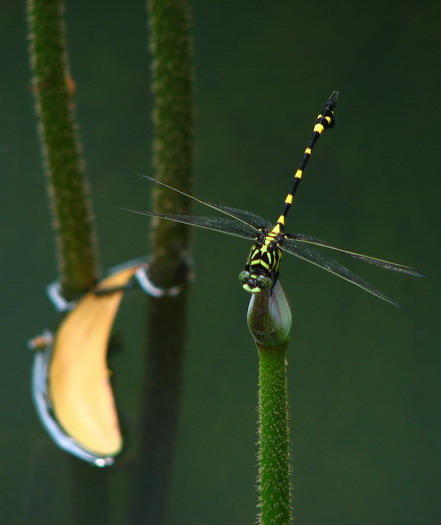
[239,270,272,294]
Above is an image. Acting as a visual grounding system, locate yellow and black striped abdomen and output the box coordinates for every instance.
[239,91,338,294]
[276,93,338,227]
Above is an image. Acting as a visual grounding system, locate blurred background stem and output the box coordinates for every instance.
[26,0,99,300]
[26,0,107,523]
[129,0,194,523]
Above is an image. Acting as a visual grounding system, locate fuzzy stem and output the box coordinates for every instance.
[26,1,106,523]
[147,0,194,280]
[129,0,194,523]
[257,342,292,525]
[26,0,99,299]
[248,281,293,524]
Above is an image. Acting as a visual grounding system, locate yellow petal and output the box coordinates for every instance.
[49,266,138,457]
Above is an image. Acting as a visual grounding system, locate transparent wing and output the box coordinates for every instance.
[281,239,405,308]
[212,203,272,230]
[140,175,271,231]
[123,208,257,241]
[285,233,424,277]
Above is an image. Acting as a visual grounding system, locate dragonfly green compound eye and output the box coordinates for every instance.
[239,270,250,285]
[256,275,272,289]
[239,271,272,293]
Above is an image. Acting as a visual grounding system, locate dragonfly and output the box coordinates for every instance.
[128,91,423,307]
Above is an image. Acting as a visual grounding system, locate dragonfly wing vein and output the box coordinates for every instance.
[285,234,424,277]
[211,203,272,230]
[280,240,404,308]
[140,175,269,231]
[123,208,257,241]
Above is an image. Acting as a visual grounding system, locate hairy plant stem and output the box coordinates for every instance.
[248,281,293,524]
[257,342,292,524]
[129,0,194,523]
[27,0,99,300]
[26,1,106,524]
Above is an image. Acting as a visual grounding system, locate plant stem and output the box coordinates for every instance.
[26,0,99,300]
[130,293,189,525]
[147,0,194,299]
[248,281,293,524]
[257,342,292,525]
[26,1,106,523]
[130,0,194,523]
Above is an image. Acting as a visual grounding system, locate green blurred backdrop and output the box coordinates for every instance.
[1,1,439,523]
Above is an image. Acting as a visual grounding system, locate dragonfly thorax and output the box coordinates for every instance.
[239,229,284,293]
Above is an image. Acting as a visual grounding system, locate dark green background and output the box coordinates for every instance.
[2,1,439,523]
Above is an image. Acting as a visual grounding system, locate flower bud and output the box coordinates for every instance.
[247,280,292,347]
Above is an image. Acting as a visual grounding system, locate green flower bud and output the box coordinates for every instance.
[247,280,292,347]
